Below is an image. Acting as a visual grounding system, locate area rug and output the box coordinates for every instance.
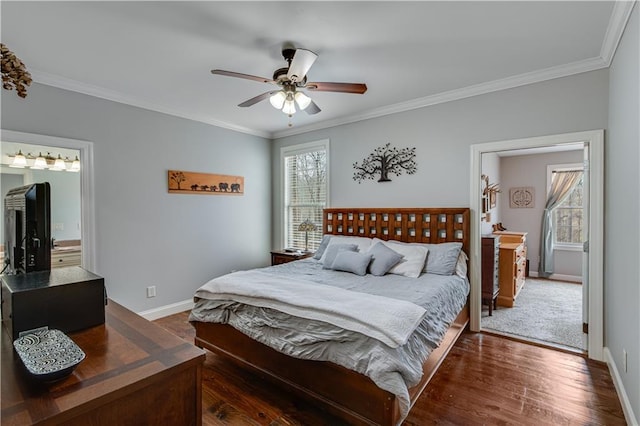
[482,278,585,350]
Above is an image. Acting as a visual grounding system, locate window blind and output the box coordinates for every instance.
[284,147,327,250]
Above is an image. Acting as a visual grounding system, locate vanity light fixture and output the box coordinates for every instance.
[6,151,80,172]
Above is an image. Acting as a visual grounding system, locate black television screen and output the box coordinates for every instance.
[3,182,51,274]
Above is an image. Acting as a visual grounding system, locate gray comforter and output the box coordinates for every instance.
[189,258,469,422]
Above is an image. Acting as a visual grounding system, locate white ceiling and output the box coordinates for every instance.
[1,1,632,139]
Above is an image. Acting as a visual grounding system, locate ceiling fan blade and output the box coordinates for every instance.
[304,100,321,115]
[211,69,275,85]
[306,82,367,94]
[287,49,318,83]
[238,91,279,107]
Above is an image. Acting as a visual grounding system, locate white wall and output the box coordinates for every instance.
[499,150,584,278]
[1,83,272,313]
[606,4,639,422]
[272,70,609,249]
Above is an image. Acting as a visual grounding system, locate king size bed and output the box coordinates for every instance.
[189,207,470,425]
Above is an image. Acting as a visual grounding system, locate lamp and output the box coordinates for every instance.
[297,218,318,252]
[9,150,27,168]
[31,152,47,170]
[69,156,81,172]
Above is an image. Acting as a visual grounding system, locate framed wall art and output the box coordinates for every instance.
[168,170,244,195]
[509,186,534,208]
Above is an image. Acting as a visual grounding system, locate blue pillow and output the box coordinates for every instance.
[367,242,404,276]
[322,244,358,269]
[423,242,463,275]
[313,235,332,260]
[330,251,373,276]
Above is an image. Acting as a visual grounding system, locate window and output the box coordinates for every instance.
[282,140,329,251]
[549,165,584,247]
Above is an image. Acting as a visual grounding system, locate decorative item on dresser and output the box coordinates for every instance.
[481,235,501,315]
[493,231,527,307]
[270,249,313,265]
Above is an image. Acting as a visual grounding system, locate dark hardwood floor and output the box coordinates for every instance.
[154,312,626,425]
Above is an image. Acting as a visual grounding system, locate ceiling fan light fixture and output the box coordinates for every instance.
[269,91,286,109]
[294,92,311,110]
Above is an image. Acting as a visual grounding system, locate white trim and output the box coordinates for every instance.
[31,69,270,139]
[600,1,637,67]
[279,139,330,250]
[470,130,604,361]
[137,299,194,321]
[0,130,96,272]
[604,347,639,426]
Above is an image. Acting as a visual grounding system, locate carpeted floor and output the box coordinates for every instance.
[482,278,585,350]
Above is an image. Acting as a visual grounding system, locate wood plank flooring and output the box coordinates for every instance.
[154,312,626,425]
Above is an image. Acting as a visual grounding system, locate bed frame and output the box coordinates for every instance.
[193,207,470,425]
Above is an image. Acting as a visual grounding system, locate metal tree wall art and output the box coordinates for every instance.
[1,43,32,98]
[353,142,417,183]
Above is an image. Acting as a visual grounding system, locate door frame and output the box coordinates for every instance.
[469,130,604,361]
[1,129,96,272]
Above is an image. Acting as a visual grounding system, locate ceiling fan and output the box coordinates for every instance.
[211,45,367,117]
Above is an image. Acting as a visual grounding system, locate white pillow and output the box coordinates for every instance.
[455,250,469,278]
[318,236,373,263]
[380,240,429,278]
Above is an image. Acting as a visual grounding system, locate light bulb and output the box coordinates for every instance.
[51,155,67,171]
[282,99,296,115]
[31,152,47,169]
[269,91,286,109]
[68,156,80,172]
[294,92,312,110]
[10,150,27,168]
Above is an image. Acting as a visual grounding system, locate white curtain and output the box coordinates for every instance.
[539,170,582,277]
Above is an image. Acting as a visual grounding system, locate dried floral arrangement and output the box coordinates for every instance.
[1,43,32,98]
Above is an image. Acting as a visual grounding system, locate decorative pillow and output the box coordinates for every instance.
[455,250,469,278]
[312,235,332,260]
[423,242,463,275]
[381,240,429,278]
[319,236,373,263]
[322,244,358,269]
[367,242,404,276]
[330,251,373,276]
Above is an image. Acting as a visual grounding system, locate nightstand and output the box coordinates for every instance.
[270,250,313,266]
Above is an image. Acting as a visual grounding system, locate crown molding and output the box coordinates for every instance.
[600,0,637,66]
[30,69,271,139]
[272,56,608,139]
[28,2,635,141]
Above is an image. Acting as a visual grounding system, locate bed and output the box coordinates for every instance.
[190,207,470,425]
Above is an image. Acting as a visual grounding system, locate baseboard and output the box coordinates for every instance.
[604,347,638,426]
[138,299,194,321]
[527,271,582,283]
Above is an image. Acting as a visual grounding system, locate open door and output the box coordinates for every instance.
[581,144,590,349]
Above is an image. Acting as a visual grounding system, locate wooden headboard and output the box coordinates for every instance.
[322,207,470,256]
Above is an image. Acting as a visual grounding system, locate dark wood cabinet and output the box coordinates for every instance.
[270,250,313,265]
[481,236,500,315]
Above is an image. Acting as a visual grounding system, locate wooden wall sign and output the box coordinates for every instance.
[509,187,534,208]
[168,170,244,195]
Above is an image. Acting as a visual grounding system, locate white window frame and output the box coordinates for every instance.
[546,163,583,252]
[280,139,330,249]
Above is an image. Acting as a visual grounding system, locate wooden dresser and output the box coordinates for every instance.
[1,300,205,425]
[481,235,500,315]
[494,231,527,307]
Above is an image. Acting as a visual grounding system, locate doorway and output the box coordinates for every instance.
[0,129,96,272]
[469,130,604,361]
